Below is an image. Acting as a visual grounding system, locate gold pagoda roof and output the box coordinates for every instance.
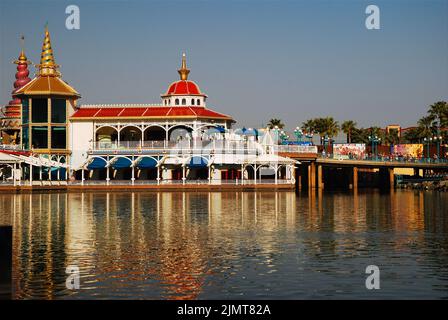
[13,26,80,98]
[13,76,80,97]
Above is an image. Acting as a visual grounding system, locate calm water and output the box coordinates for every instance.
[0,190,447,299]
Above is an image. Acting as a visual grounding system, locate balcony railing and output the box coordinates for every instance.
[274,145,318,153]
[90,140,262,154]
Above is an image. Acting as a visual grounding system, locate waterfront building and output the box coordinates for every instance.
[13,26,80,166]
[70,53,296,183]
[0,26,298,186]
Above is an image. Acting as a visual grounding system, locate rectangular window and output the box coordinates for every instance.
[51,99,66,123]
[32,98,48,123]
[22,126,29,150]
[22,98,29,124]
[31,126,48,149]
[51,126,66,149]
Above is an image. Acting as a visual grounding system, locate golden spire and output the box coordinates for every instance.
[14,35,30,65]
[177,53,190,80]
[37,24,60,76]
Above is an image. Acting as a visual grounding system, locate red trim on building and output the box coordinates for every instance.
[70,106,232,120]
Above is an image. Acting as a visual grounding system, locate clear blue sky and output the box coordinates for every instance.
[1,0,447,129]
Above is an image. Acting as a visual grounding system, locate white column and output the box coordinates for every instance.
[106,166,110,183]
[57,168,60,181]
[208,166,211,183]
[182,166,186,184]
[81,168,85,185]
[13,163,16,187]
[39,167,42,181]
[49,167,52,181]
[274,164,278,185]
[18,164,22,186]
[254,165,257,185]
[241,164,244,185]
[165,126,169,148]
[131,166,135,184]
[29,164,33,185]
[157,166,160,185]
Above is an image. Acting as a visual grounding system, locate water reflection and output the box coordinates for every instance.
[0,190,447,299]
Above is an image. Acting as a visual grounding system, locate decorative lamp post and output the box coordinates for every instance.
[434,135,442,162]
[368,135,381,160]
[293,127,303,143]
[305,131,316,144]
[279,130,289,144]
[423,137,430,161]
[323,135,330,156]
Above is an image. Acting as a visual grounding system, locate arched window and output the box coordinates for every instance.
[175,99,179,105]
[197,99,200,105]
[182,98,186,105]
[191,99,195,105]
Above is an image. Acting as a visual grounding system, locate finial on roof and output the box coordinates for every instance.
[178,53,190,80]
[37,24,60,76]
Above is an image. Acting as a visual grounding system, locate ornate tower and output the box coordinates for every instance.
[13,26,80,161]
[161,53,208,107]
[0,37,32,145]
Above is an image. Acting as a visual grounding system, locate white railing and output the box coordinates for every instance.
[274,145,318,153]
[91,140,261,153]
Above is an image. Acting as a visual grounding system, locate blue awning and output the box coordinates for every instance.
[189,156,208,168]
[235,127,258,136]
[87,157,107,170]
[111,157,132,169]
[137,157,157,169]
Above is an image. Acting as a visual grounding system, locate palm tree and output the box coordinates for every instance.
[267,118,285,129]
[403,127,421,143]
[311,117,339,144]
[428,101,448,127]
[301,119,316,134]
[341,120,357,143]
[385,128,400,145]
[417,116,435,139]
[323,117,339,139]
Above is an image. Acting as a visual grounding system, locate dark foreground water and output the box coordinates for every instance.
[0,190,447,299]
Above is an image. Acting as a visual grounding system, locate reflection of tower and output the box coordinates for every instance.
[13,26,80,162]
[0,36,31,145]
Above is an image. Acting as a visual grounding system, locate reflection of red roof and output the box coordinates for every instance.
[70,105,233,121]
[165,80,202,96]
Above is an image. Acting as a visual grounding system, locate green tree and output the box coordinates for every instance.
[301,119,316,133]
[385,128,400,145]
[402,127,422,143]
[341,120,357,143]
[428,101,448,127]
[417,115,435,139]
[267,118,285,129]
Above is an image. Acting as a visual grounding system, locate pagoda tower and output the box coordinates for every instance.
[13,26,80,161]
[0,37,32,145]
